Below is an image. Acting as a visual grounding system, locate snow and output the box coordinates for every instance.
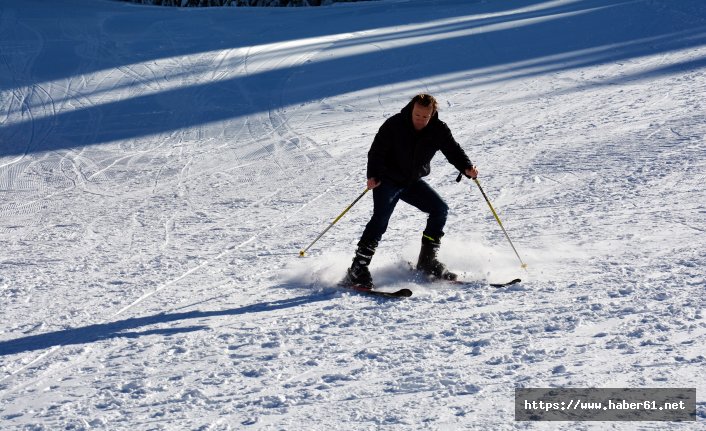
[0,0,704,429]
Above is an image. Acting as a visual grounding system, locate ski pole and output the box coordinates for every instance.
[299,187,370,257]
[457,172,528,270]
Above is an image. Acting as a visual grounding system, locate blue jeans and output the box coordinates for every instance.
[359,179,449,245]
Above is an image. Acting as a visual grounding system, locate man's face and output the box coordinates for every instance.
[412,103,434,131]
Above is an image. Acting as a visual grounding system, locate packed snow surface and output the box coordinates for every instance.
[1,0,705,429]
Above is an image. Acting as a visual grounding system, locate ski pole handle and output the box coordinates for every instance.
[299,187,370,257]
[456,168,477,182]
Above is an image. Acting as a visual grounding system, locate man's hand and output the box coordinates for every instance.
[465,166,479,179]
[367,178,381,189]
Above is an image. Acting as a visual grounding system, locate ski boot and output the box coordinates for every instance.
[343,240,377,290]
[416,234,457,281]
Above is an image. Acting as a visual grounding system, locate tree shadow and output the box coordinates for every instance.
[1,0,552,92]
[1,0,705,156]
[0,290,333,356]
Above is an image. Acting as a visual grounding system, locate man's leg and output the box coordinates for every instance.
[399,179,449,240]
[359,180,405,245]
[346,181,404,287]
[400,180,456,280]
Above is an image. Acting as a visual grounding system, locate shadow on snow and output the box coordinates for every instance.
[1,0,706,156]
[0,291,333,356]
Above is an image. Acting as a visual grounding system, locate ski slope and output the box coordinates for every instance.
[1,0,705,429]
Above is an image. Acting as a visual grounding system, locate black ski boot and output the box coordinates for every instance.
[343,241,377,289]
[416,234,457,281]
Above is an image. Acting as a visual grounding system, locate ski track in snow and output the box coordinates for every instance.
[0,0,705,429]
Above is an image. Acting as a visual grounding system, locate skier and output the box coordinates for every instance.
[344,93,478,289]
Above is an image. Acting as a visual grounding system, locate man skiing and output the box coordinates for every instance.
[344,93,478,289]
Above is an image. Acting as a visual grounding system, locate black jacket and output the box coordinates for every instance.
[367,101,473,186]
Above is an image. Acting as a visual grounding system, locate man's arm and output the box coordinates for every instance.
[366,119,394,187]
[438,122,474,176]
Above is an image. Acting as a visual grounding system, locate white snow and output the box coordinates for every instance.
[1,0,705,429]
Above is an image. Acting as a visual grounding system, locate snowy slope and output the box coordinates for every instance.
[1,0,705,429]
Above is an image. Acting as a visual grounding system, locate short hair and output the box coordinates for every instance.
[411,93,438,113]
